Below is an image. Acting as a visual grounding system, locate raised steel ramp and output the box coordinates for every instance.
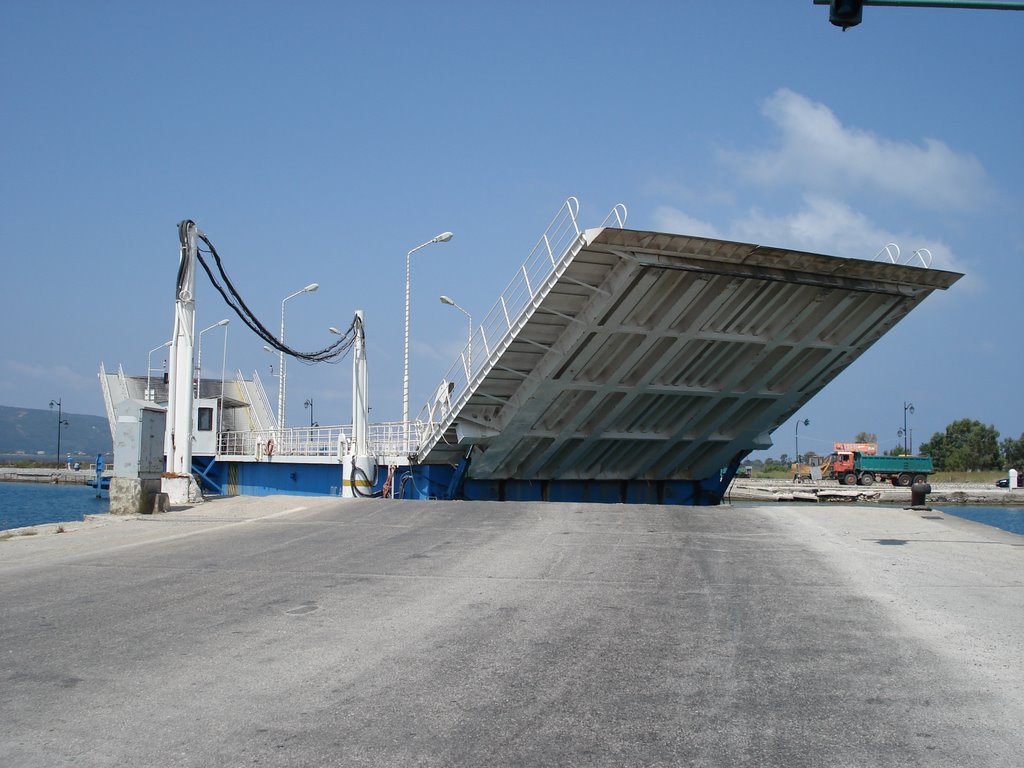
[415,206,961,486]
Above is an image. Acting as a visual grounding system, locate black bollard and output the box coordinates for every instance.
[910,482,931,510]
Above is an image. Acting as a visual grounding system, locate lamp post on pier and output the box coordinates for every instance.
[403,232,453,451]
[440,295,473,381]
[146,340,172,402]
[49,398,69,469]
[196,319,229,397]
[277,283,319,430]
[795,417,810,465]
[902,401,915,455]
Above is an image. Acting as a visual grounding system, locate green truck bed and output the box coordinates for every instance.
[855,454,934,473]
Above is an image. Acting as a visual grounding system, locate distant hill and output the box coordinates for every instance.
[0,405,112,459]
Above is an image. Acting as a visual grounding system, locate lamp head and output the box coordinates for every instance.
[303,283,319,293]
[439,295,455,306]
[432,232,454,244]
[216,318,230,327]
[328,326,342,335]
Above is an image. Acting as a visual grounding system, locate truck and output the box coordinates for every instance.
[829,450,933,487]
[791,442,876,481]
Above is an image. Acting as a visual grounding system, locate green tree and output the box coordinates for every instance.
[854,431,877,444]
[1002,433,1024,470]
[919,419,1001,471]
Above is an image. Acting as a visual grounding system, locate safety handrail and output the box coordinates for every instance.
[873,242,933,268]
[217,420,420,460]
[413,199,628,457]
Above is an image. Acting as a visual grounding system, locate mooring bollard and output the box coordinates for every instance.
[910,482,931,510]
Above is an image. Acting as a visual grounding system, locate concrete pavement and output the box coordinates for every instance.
[1,497,1021,767]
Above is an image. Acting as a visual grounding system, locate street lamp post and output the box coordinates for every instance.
[903,401,915,455]
[440,295,472,381]
[403,232,453,451]
[49,399,69,469]
[146,341,172,402]
[277,283,319,430]
[196,319,229,397]
[795,417,810,466]
[304,398,314,428]
[219,320,229,443]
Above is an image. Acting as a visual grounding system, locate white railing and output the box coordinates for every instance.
[218,420,414,460]
[412,198,628,457]
[220,425,346,458]
[873,243,933,268]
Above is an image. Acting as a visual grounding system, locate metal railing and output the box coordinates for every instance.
[219,425,346,458]
[412,198,628,458]
[218,419,413,460]
[873,243,933,268]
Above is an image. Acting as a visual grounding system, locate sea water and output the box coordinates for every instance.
[0,482,109,531]
[933,505,1024,536]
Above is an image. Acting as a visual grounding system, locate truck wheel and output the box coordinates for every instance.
[913,474,927,485]
[859,473,875,486]
[896,473,913,487]
[842,473,857,486]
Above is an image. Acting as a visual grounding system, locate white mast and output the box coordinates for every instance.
[352,310,368,456]
[165,220,198,476]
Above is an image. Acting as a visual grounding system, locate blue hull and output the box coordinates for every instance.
[192,457,736,506]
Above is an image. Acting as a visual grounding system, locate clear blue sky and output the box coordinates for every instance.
[2,2,1021,460]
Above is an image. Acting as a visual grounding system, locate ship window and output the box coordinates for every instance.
[197,407,214,432]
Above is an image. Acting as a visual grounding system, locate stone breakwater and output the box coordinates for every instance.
[0,467,105,486]
[725,478,1023,505]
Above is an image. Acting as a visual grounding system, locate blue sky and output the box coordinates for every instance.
[2,1,1021,460]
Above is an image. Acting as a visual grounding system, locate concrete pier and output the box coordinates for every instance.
[1,498,1021,766]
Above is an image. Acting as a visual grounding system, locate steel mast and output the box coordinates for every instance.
[165,220,199,477]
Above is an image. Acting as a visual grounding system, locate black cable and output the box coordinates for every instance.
[184,225,360,364]
[351,461,382,498]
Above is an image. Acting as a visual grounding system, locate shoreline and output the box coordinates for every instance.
[2,474,1020,539]
[725,477,1023,506]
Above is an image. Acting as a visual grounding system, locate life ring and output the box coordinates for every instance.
[266,438,275,457]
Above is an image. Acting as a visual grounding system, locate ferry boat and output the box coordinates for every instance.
[99,198,961,506]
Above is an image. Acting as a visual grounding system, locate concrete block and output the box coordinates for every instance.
[109,477,163,516]
[161,475,205,505]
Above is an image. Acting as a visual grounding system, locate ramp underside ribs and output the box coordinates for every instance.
[418,228,961,483]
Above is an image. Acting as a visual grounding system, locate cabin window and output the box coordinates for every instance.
[197,407,214,432]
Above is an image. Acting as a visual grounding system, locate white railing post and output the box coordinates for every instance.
[409,197,627,459]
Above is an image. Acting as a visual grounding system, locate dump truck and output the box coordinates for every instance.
[829,450,933,487]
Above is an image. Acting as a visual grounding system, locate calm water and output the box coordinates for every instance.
[0,482,109,530]
[932,505,1024,536]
